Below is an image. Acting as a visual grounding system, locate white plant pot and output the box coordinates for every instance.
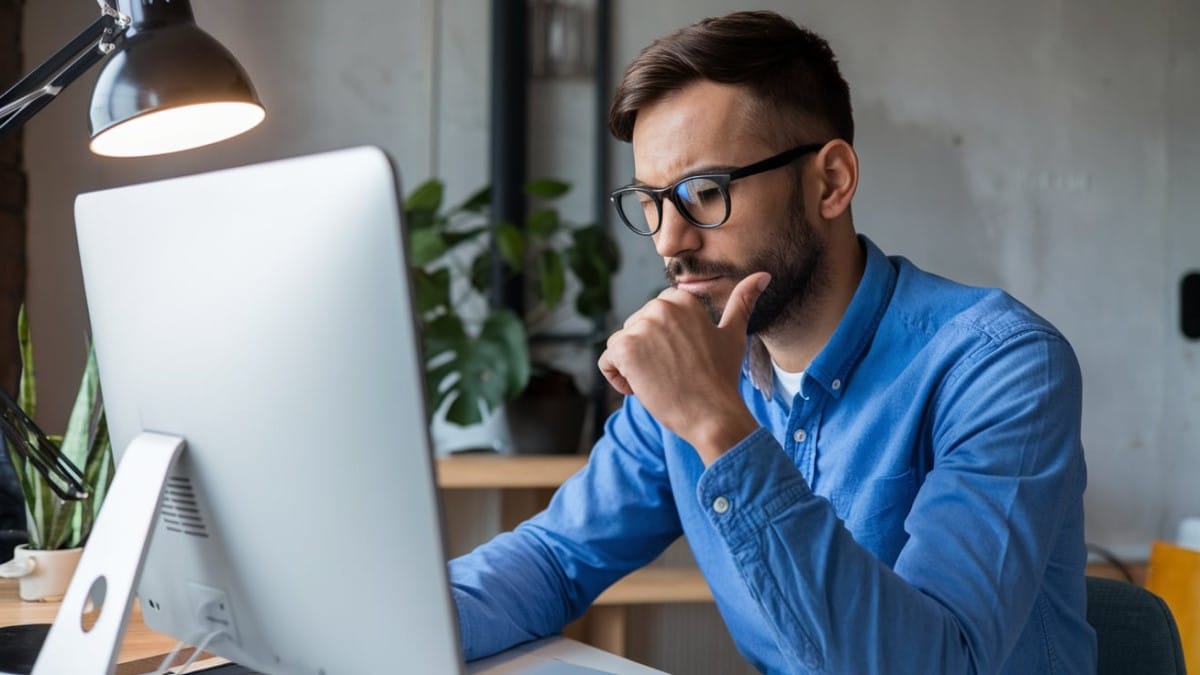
[0,544,84,602]
[430,400,513,456]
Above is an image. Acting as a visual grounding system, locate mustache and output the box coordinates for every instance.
[665,256,742,285]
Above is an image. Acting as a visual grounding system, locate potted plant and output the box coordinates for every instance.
[404,178,620,453]
[0,307,113,601]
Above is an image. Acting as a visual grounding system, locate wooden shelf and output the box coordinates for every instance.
[594,567,711,605]
[436,454,588,489]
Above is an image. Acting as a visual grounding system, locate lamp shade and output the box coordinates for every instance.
[88,0,264,157]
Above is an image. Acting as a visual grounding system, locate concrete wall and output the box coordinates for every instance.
[18,1,1200,673]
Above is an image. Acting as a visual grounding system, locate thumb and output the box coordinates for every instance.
[718,272,771,331]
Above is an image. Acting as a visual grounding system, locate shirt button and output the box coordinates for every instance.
[712,496,730,514]
[793,428,807,443]
[831,379,842,390]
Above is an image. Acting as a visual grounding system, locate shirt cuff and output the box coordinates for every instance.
[695,427,812,550]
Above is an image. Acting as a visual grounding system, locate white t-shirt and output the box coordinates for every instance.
[771,360,807,407]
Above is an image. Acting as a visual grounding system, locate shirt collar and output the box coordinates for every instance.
[746,234,897,400]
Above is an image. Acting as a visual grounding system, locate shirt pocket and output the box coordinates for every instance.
[829,469,917,566]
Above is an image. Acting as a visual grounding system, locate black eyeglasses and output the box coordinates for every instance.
[609,143,824,236]
[0,386,89,501]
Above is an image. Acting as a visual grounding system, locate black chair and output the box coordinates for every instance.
[1087,576,1187,675]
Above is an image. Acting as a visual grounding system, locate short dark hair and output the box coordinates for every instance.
[609,11,854,147]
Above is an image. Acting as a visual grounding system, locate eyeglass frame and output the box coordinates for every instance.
[609,142,826,236]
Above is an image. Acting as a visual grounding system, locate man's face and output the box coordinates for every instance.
[630,81,827,335]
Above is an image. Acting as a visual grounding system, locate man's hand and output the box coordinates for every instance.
[598,272,771,465]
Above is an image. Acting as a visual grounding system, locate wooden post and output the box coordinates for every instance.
[0,0,27,396]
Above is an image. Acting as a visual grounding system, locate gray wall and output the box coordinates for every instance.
[18,1,1200,672]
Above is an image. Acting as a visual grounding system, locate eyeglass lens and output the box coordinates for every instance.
[615,176,728,234]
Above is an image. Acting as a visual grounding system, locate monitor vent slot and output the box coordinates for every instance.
[159,476,210,538]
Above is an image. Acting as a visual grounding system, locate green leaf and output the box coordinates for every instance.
[575,284,613,319]
[442,225,489,249]
[424,311,529,426]
[75,413,113,546]
[412,267,451,315]
[8,313,116,550]
[480,310,531,398]
[409,229,447,266]
[570,225,621,275]
[59,346,99,472]
[408,210,435,234]
[566,225,620,317]
[17,305,35,418]
[524,179,570,200]
[405,179,444,212]
[526,209,560,239]
[495,223,525,269]
[539,250,566,308]
[470,253,493,296]
[455,186,492,213]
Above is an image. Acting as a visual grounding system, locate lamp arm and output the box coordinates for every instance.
[0,12,128,139]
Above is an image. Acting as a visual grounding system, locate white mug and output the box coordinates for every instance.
[0,544,84,602]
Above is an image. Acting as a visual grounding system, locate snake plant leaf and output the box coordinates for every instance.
[539,250,567,309]
[11,309,115,550]
[412,267,452,315]
[526,209,560,239]
[524,178,570,200]
[495,222,525,269]
[75,414,112,549]
[45,492,74,550]
[16,306,35,418]
[59,347,100,472]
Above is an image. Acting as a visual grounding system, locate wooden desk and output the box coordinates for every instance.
[0,578,219,674]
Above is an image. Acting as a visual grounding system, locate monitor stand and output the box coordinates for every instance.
[30,432,185,675]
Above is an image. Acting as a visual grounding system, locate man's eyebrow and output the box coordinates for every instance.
[627,163,740,188]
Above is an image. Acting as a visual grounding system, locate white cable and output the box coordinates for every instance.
[150,637,192,675]
[171,627,226,675]
[150,595,228,675]
[149,627,227,675]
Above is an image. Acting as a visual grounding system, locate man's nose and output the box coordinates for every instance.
[653,200,701,259]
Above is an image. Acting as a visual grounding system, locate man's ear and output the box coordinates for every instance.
[814,139,858,220]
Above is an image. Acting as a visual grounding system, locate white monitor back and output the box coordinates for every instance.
[74,146,463,674]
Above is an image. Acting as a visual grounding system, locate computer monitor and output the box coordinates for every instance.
[36,147,463,673]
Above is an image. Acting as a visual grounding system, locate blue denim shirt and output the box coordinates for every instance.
[451,236,1096,674]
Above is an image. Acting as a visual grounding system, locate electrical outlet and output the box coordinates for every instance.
[187,582,240,646]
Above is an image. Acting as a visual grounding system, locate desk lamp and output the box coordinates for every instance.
[0,2,262,670]
[0,0,265,155]
[0,0,263,499]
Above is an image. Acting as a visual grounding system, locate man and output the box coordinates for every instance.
[451,10,1095,674]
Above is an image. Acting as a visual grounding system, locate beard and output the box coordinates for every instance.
[665,194,826,336]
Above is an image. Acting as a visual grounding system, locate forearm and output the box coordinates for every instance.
[450,529,577,660]
[450,399,683,660]
[699,432,980,673]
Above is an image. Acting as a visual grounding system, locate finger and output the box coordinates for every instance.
[598,349,633,395]
[718,272,772,331]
